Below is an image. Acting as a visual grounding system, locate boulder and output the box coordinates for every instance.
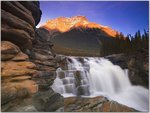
[58,71,65,79]
[33,88,64,112]
[64,96,137,112]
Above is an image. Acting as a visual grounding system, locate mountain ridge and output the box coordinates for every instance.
[41,16,120,38]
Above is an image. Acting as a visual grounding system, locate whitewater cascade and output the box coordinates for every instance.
[52,57,149,111]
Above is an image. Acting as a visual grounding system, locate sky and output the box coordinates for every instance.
[37,1,149,36]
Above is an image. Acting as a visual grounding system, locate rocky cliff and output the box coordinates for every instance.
[1,1,63,112]
[1,1,41,50]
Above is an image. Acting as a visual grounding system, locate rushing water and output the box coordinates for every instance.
[52,56,149,111]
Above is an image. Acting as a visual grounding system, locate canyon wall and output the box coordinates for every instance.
[1,1,63,111]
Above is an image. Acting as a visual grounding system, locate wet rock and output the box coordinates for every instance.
[105,53,128,69]
[75,71,82,86]
[64,96,137,112]
[33,88,64,112]
[76,85,90,96]
[100,101,137,112]
[58,71,65,79]
[59,58,68,70]
[64,84,74,93]
[62,78,75,84]
[106,48,149,88]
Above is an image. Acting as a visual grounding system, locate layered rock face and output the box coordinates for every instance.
[1,1,41,50]
[1,41,38,111]
[1,1,63,112]
[29,28,64,111]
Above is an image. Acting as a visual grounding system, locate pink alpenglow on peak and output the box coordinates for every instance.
[41,16,119,37]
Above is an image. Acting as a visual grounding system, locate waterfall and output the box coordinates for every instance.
[51,56,149,111]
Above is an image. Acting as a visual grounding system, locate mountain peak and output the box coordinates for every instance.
[41,16,119,37]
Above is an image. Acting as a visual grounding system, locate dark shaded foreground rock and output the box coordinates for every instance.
[2,97,37,112]
[27,28,64,112]
[32,88,64,112]
[28,28,58,91]
[61,96,138,112]
[1,1,41,50]
[105,48,149,88]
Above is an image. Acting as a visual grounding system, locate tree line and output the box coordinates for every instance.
[101,29,149,55]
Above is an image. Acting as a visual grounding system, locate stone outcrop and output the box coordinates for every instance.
[57,96,137,112]
[33,89,63,111]
[27,28,64,111]
[1,1,63,112]
[105,48,149,88]
[1,1,41,50]
[29,28,58,91]
[1,41,38,111]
